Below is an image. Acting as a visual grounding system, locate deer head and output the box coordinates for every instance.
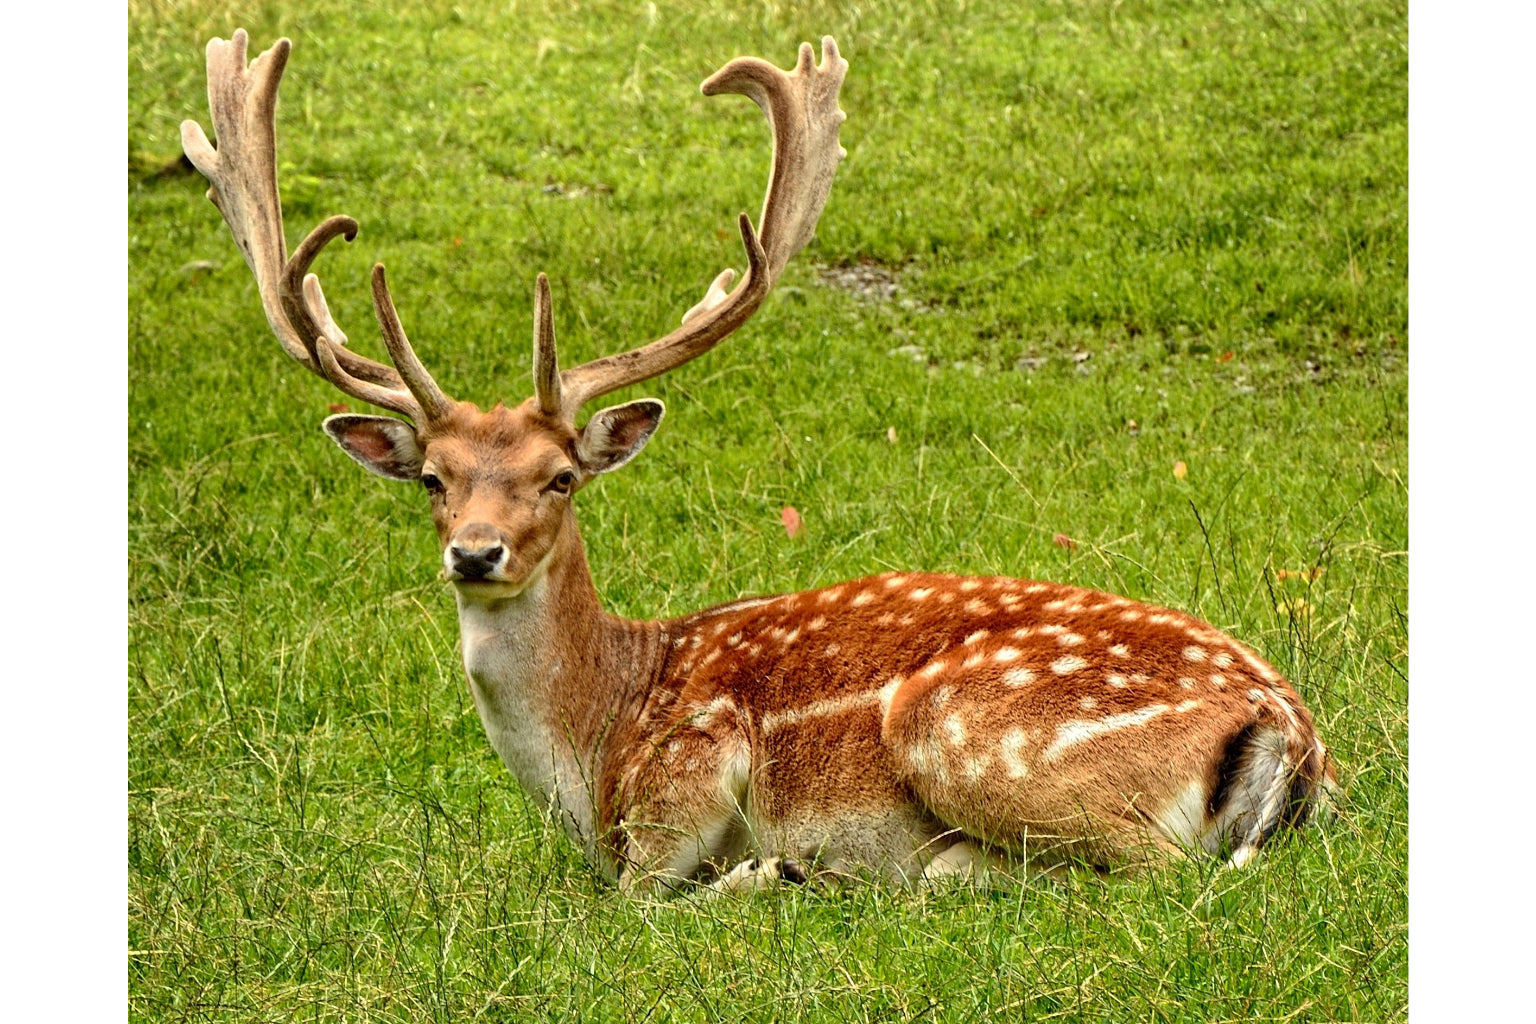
[182,31,848,598]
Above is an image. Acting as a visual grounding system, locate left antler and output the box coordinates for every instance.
[535,38,849,419]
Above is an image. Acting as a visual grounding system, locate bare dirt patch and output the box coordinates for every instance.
[815,260,900,302]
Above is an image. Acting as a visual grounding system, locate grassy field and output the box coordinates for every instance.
[129,0,1406,1020]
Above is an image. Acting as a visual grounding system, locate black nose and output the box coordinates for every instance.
[450,542,505,580]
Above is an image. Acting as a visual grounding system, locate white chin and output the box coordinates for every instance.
[450,578,530,600]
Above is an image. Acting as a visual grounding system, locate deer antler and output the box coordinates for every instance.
[180,30,451,424]
[539,38,849,419]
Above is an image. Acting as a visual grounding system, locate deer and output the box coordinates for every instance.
[181,30,1335,895]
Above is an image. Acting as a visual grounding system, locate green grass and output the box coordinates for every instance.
[129,0,1406,1020]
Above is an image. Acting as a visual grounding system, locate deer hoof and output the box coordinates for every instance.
[716,856,810,892]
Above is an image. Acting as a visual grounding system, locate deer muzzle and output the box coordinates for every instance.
[445,523,510,582]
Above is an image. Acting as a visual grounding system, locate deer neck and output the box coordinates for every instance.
[452,511,660,869]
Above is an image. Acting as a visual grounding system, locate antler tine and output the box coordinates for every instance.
[552,37,848,416]
[371,264,453,421]
[277,218,432,422]
[283,215,402,387]
[532,274,563,415]
[182,30,445,416]
[302,274,426,418]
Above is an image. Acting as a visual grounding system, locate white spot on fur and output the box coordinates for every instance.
[819,587,845,604]
[994,647,1022,663]
[920,660,948,678]
[690,696,733,727]
[1213,652,1234,669]
[1000,728,1029,778]
[1120,610,1143,622]
[1179,677,1196,690]
[1175,699,1202,712]
[964,599,992,615]
[1248,689,1265,703]
[673,635,686,648]
[964,755,991,782]
[910,588,932,601]
[933,685,954,707]
[708,597,775,618]
[1012,627,1034,639]
[1109,644,1130,657]
[700,649,721,668]
[1107,674,1128,688]
[1039,624,1066,635]
[1058,633,1085,646]
[960,580,981,592]
[808,615,828,631]
[938,591,955,604]
[1268,689,1300,728]
[1051,655,1088,675]
[851,591,875,607]
[1043,599,1069,611]
[1079,696,1098,710]
[1025,584,1049,594]
[964,630,990,646]
[963,652,985,669]
[884,575,909,589]
[1209,674,1226,688]
[876,612,896,626]
[1148,613,1178,625]
[1183,646,1208,663]
[1045,704,1172,760]
[992,665,1031,688]
[727,632,743,646]
[764,680,902,732]
[944,715,967,747]
[825,642,841,657]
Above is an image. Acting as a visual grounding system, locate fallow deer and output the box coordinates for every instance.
[182,31,1334,893]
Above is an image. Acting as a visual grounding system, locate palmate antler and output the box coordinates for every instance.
[183,31,847,426]
[537,38,850,420]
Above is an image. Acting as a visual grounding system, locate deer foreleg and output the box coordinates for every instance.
[612,722,753,894]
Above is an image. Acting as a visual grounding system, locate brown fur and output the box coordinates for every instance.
[362,399,1336,888]
[186,30,1332,893]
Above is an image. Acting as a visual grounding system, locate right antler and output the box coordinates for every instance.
[535,38,849,420]
[180,31,452,424]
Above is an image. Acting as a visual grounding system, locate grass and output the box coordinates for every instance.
[129,0,1406,1020]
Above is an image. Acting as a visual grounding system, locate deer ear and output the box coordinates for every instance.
[323,414,425,481]
[576,399,665,476]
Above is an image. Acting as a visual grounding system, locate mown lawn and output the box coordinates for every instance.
[129,1,1406,1020]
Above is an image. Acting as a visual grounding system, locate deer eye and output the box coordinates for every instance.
[421,473,445,494]
[548,469,577,495]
